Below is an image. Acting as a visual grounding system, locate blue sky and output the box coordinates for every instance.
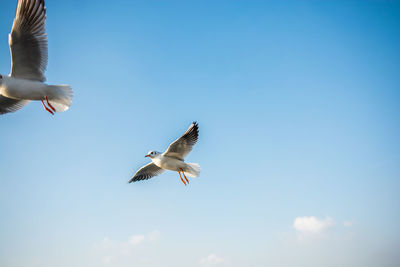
[0,0,399,266]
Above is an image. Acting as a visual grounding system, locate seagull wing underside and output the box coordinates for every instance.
[9,0,48,81]
[164,122,199,160]
[128,162,165,183]
[0,96,30,115]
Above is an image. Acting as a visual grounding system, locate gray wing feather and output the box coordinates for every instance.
[128,163,165,183]
[0,95,30,115]
[164,122,199,160]
[9,0,48,81]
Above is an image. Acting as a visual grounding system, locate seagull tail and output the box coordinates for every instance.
[47,84,73,112]
[185,163,201,177]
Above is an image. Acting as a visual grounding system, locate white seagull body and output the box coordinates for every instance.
[129,122,201,185]
[0,0,73,115]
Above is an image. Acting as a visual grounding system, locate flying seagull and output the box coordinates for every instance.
[0,0,73,115]
[129,122,201,185]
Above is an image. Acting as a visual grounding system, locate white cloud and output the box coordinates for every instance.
[199,254,226,266]
[95,237,114,250]
[148,230,161,242]
[94,230,161,264]
[294,216,335,235]
[101,255,113,264]
[129,234,145,245]
[343,221,354,227]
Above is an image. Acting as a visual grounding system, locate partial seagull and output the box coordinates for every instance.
[129,122,201,185]
[0,0,73,115]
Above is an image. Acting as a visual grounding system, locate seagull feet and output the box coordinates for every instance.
[46,96,56,112]
[178,169,189,186]
[178,170,189,186]
[180,168,189,184]
[41,96,56,115]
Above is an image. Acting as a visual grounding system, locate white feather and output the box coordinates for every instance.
[185,163,201,177]
[0,76,73,112]
[47,85,73,112]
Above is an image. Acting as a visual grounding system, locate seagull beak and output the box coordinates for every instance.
[145,154,150,158]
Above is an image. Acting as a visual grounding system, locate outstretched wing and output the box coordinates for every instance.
[9,0,48,81]
[0,95,29,115]
[164,122,199,160]
[128,163,165,183]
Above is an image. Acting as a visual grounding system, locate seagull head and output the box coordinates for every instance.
[145,151,161,159]
[0,74,3,85]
